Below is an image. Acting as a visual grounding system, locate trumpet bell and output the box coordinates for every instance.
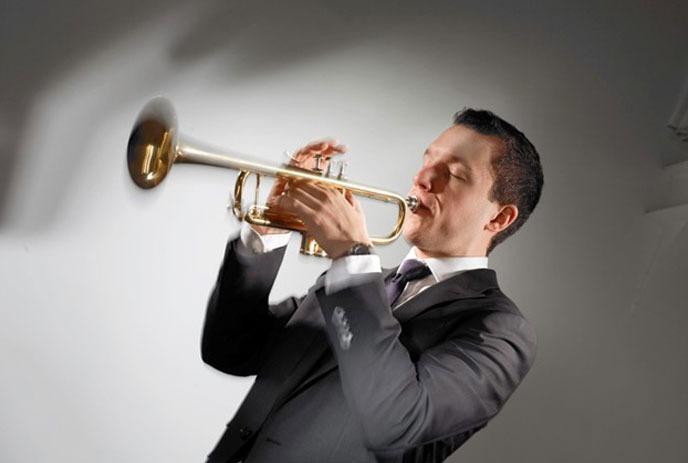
[127,97,178,189]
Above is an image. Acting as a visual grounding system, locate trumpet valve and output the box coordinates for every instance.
[312,154,323,173]
[337,161,348,180]
[324,160,333,177]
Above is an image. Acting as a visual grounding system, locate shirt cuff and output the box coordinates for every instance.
[239,222,292,254]
[325,254,382,295]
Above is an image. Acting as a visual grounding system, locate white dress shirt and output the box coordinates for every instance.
[238,223,488,307]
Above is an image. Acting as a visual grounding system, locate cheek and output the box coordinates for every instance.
[438,199,480,233]
[436,214,461,238]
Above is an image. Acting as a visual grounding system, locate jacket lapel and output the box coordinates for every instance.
[392,267,496,322]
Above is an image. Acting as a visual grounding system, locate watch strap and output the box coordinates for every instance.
[346,242,374,256]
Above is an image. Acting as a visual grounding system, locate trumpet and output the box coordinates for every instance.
[126,97,418,257]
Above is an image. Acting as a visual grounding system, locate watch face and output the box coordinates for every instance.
[350,243,372,255]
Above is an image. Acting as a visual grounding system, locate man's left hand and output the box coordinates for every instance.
[276,179,372,259]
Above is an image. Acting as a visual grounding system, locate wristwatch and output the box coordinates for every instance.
[345,242,375,256]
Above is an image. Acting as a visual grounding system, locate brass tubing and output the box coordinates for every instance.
[127,97,417,255]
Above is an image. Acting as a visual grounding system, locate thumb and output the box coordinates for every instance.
[346,190,363,213]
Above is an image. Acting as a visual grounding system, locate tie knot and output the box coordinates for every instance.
[394,259,431,283]
[385,259,432,307]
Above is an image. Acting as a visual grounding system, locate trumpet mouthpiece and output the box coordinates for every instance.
[406,195,419,212]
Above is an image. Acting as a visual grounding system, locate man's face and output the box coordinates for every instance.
[402,124,503,257]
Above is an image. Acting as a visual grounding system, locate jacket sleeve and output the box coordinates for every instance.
[314,275,537,456]
[200,235,303,377]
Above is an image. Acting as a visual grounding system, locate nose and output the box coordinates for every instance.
[413,161,442,192]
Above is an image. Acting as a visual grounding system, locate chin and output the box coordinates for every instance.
[402,221,427,248]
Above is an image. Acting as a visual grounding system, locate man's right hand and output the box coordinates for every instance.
[251,139,347,236]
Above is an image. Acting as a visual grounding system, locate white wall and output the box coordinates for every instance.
[1,1,687,462]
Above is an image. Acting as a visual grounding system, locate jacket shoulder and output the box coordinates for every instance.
[476,287,538,370]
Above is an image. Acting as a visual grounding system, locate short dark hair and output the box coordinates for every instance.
[453,108,544,255]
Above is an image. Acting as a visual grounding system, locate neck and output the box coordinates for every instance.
[414,246,487,259]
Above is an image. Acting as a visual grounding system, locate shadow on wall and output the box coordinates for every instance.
[2,0,686,232]
[0,0,467,232]
[0,0,186,230]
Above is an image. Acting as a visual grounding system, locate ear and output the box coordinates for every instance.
[486,204,518,233]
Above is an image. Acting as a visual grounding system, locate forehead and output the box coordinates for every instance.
[427,124,502,169]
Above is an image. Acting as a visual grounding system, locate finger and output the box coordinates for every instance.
[287,153,327,172]
[287,140,346,174]
[287,143,328,166]
[321,142,347,155]
[301,139,346,156]
[344,189,361,212]
[305,139,336,151]
[271,176,289,194]
[348,191,364,213]
[286,150,311,167]
[317,142,347,156]
[344,189,355,207]
[292,180,341,204]
[286,181,323,210]
[277,193,318,226]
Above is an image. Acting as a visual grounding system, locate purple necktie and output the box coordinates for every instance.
[385,259,432,307]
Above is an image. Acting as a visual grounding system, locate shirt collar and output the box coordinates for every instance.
[398,246,489,283]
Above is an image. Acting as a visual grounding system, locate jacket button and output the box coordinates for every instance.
[239,426,253,440]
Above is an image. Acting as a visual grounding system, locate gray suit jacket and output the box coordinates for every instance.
[202,235,537,463]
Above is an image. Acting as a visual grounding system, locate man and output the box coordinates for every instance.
[201,109,544,462]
